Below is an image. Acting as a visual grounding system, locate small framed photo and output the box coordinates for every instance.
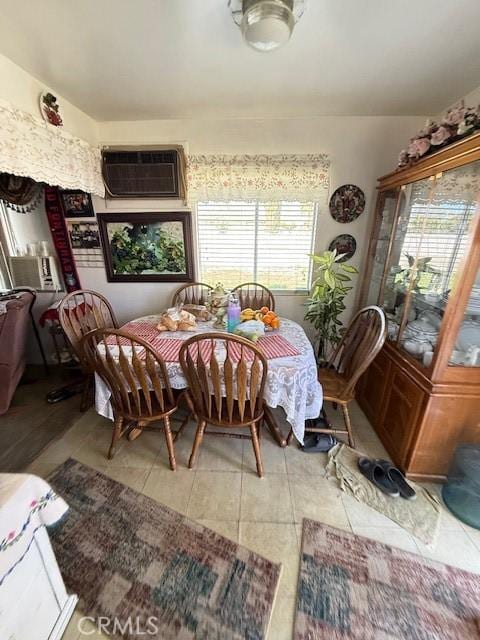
[61,190,95,218]
[98,211,195,283]
[68,222,101,249]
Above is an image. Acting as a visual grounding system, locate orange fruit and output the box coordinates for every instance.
[260,306,269,314]
[271,317,280,330]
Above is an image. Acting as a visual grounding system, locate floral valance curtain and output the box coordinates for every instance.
[0,100,104,197]
[186,154,330,203]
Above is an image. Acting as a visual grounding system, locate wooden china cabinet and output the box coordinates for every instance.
[357,133,480,481]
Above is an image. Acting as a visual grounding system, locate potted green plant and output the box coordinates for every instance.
[304,249,358,363]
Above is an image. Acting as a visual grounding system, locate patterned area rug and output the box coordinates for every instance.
[48,459,281,640]
[294,519,480,640]
[326,444,441,546]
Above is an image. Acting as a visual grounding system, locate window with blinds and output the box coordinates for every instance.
[196,201,317,290]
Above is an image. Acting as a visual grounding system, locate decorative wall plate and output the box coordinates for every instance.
[329,184,365,223]
[39,90,63,126]
[328,234,357,262]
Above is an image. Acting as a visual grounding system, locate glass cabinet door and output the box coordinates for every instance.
[381,160,480,367]
[364,189,399,306]
[449,266,480,367]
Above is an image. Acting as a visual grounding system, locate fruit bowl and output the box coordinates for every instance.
[240,306,280,330]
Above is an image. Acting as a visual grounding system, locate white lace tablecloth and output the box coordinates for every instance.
[94,316,322,443]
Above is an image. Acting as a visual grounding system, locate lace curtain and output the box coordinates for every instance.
[0,100,104,197]
[186,154,330,202]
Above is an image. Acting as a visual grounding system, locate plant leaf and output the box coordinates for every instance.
[324,270,335,289]
[340,264,358,273]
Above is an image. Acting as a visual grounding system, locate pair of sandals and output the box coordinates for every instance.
[358,457,416,500]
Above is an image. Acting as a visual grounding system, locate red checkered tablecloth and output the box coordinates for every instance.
[109,319,299,362]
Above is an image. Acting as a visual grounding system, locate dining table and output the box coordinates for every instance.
[94,315,323,445]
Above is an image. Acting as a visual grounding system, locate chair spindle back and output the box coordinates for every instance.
[231,282,275,311]
[327,305,386,396]
[81,328,174,418]
[58,289,118,368]
[171,283,214,307]
[179,333,268,424]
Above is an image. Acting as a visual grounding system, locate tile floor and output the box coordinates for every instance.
[25,401,480,640]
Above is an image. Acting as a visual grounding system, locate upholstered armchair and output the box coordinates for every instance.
[0,292,32,414]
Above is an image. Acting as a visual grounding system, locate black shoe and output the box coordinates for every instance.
[376,459,417,500]
[357,457,400,497]
[305,415,330,431]
[302,434,337,453]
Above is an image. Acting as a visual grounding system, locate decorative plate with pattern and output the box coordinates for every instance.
[328,234,357,261]
[39,90,63,127]
[329,184,365,223]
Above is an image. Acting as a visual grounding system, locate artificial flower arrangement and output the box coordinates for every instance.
[398,101,480,168]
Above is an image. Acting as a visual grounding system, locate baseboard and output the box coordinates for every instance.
[405,472,446,483]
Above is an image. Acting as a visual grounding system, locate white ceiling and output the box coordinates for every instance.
[0,0,479,121]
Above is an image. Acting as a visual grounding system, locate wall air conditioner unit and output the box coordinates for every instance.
[102,147,185,199]
[9,256,61,290]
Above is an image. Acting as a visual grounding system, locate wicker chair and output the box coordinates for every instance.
[231,282,275,311]
[81,328,191,468]
[171,283,213,307]
[288,305,386,447]
[179,333,268,477]
[58,289,118,410]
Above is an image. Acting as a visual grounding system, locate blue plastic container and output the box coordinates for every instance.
[442,444,480,530]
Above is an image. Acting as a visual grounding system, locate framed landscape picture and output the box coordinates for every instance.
[98,211,194,282]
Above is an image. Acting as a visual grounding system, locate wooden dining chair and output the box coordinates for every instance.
[231,282,275,311]
[58,289,119,410]
[171,282,213,307]
[179,333,269,477]
[81,328,191,469]
[288,305,386,448]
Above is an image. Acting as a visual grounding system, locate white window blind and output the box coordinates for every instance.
[196,200,317,291]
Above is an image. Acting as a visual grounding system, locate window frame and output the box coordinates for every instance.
[0,202,14,289]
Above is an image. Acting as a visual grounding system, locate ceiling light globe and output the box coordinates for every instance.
[241,0,294,52]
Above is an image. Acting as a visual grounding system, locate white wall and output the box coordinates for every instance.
[90,115,424,331]
[0,53,100,364]
[0,53,98,143]
[0,51,428,359]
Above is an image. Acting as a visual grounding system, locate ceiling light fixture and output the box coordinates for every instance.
[229,0,306,52]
